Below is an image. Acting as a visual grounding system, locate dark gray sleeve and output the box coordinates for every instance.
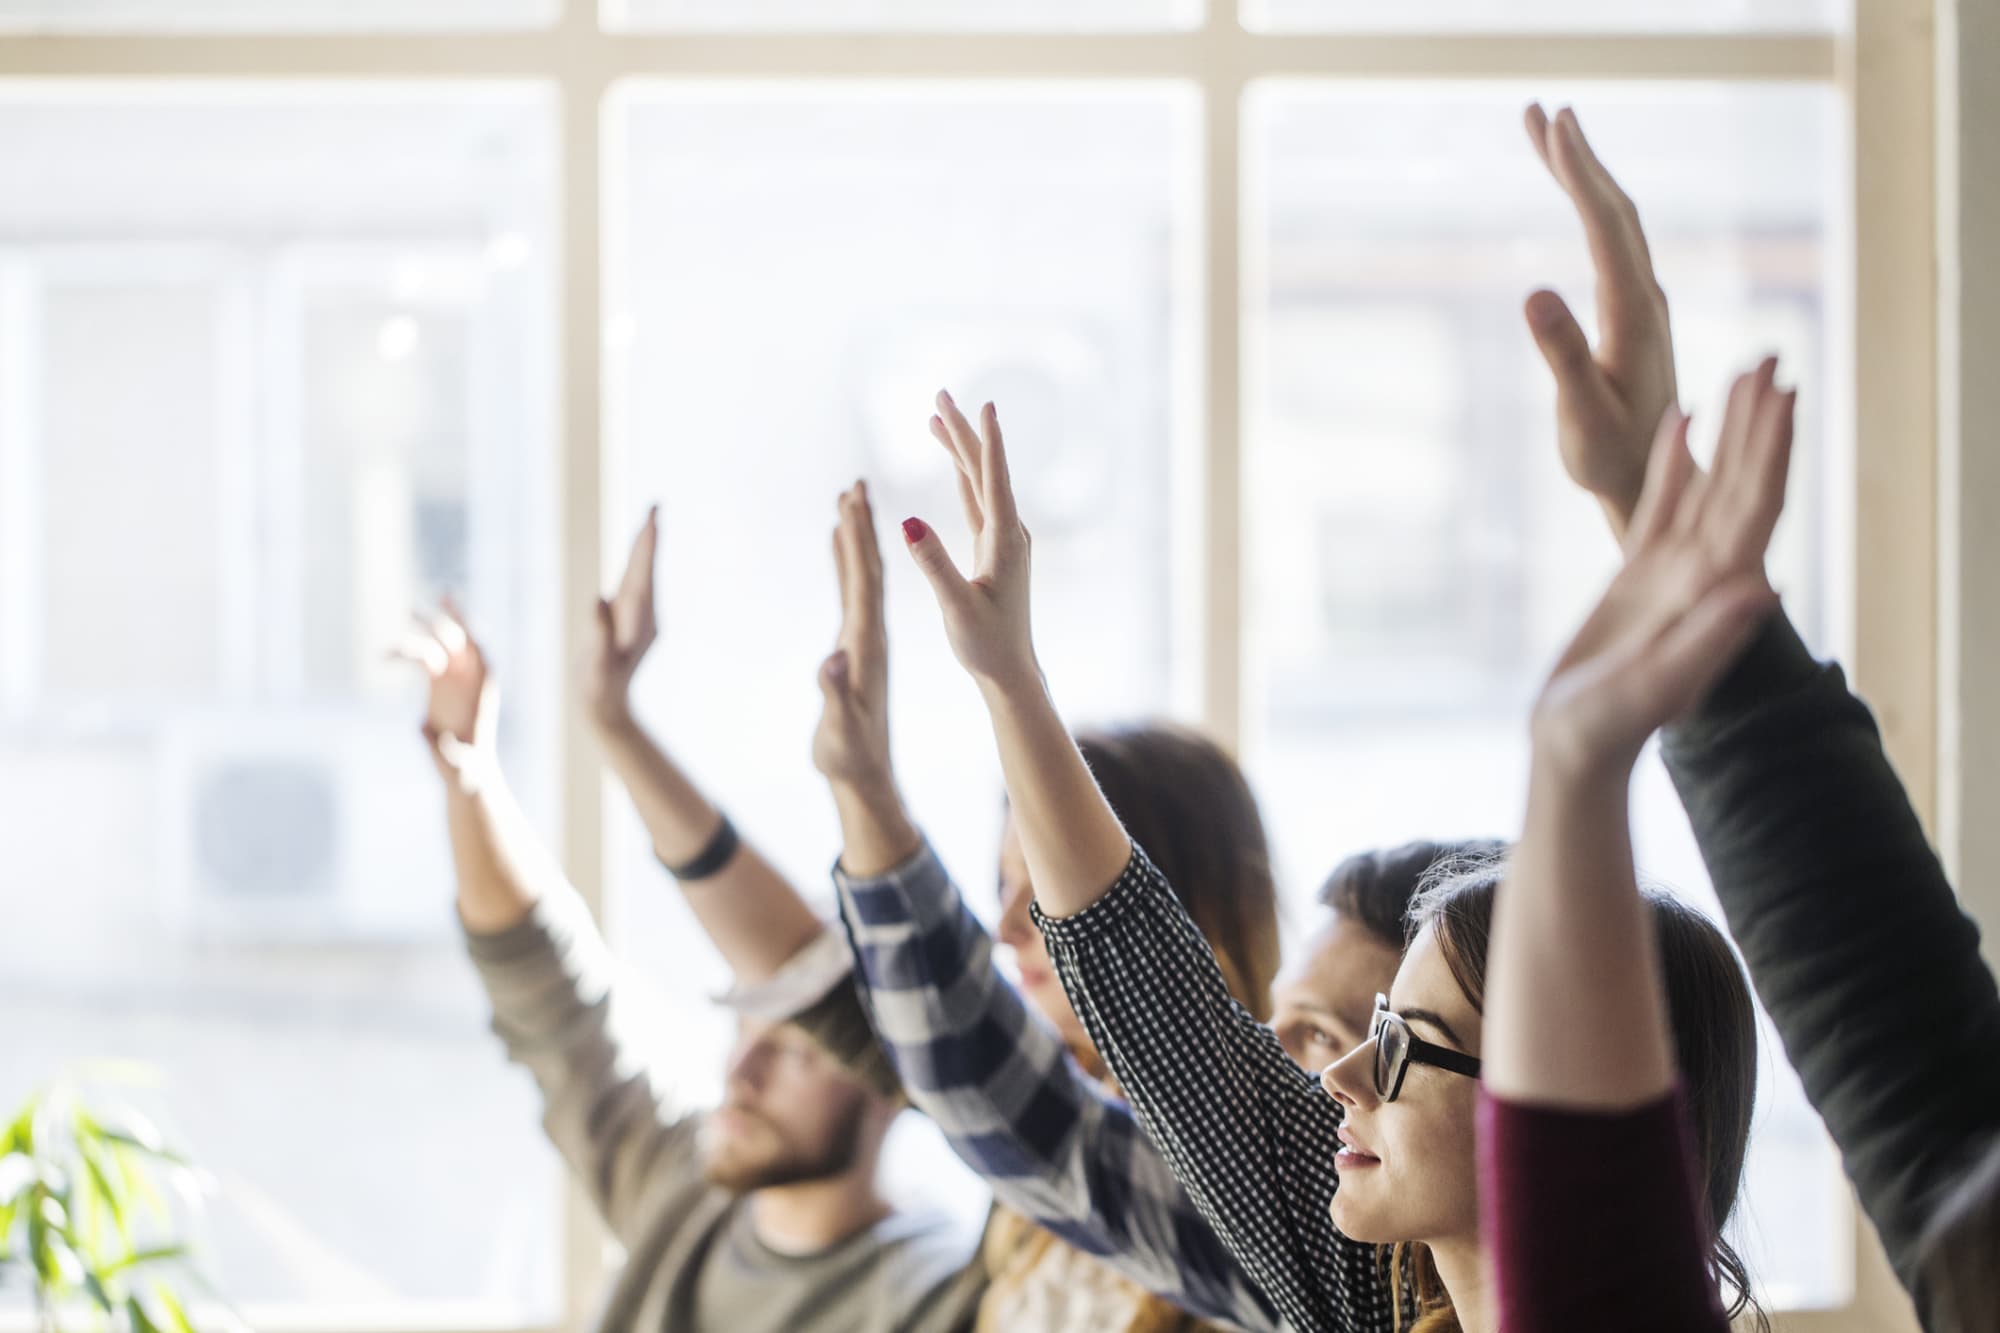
[464,885,702,1245]
[1661,610,2000,1318]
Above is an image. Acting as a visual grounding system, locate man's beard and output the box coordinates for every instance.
[701,1091,869,1195]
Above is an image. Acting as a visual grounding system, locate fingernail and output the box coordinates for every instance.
[902,518,929,544]
[938,389,955,408]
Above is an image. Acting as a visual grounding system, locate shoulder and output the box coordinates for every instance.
[868,1208,987,1331]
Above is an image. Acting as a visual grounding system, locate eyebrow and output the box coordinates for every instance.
[1397,1006,1469,1051]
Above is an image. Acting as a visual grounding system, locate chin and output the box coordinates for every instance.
[1329,1187,1395,1245]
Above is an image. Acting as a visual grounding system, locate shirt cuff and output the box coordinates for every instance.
[461,887,589,967]
[713,925,854,1021]
[1030,842,1152,947]
[830,836,955,935]
[1667,608,1825,744]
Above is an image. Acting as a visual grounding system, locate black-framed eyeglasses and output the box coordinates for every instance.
[1370,993,1482,1103]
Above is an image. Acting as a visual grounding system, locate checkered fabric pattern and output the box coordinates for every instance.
[834,840,1396,1333]
[1033,845,1399,1333]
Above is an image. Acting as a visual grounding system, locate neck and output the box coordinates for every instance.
[1427,1235,1493,1333]
[748,1172,892,1257]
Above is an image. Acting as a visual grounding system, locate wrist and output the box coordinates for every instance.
[586,697,639,738]
[829,778,922,876]
[1527,726,1640,802]
[975,663,1051,716]
[829,770,908,826]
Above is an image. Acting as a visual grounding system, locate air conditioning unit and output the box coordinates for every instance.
[156,709,452,943]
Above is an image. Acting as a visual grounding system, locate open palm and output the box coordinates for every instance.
[1524,103,1680,528]
[393,602,497,775]
[1533,359,1794,775]
[812,481,894,788]
[902,390,1041,697]
[581,507,661,728]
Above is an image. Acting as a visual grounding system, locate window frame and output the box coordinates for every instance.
[0,5,1936,1332]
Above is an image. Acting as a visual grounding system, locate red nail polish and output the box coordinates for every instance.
[902,518,928,544]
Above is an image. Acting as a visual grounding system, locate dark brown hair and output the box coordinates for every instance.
[1318,840,1510,949]
[1392,861,1768,1333]
[1074,724,1282,1021]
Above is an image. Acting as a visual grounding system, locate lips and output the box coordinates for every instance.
[1335,1125,1382,1169]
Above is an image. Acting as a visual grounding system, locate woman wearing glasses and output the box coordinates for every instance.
[894,381,1764,1332]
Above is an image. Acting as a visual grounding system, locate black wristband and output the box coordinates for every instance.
[667,814,740,882]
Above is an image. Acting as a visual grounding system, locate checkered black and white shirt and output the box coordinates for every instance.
[834,840,1396,1333]
[1033,845,1400,1333]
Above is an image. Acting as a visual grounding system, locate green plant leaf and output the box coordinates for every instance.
[0,1151,35,1204]
[127,1296,165,1333]
[100,1246,190,1278]
[153,1285,196,1333]
[77,1140,133,1251]
[1,1100,34,1157]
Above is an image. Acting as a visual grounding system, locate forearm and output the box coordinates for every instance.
[1038,851,1356,1333]
[829,774,923,880]
[1484,756,1675,1110]
[593,712,822,984]
[1662,613,2000,1288]
[441,758,561,935]
[979,677,1131,918]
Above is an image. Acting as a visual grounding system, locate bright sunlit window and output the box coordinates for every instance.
[0,3,1907,1331]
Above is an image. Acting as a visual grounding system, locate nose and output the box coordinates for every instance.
[996,879,1035,950]
[726,1034,773,1093]
[1321,1037,1380,1112]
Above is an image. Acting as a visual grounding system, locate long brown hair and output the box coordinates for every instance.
[1074,724,1282,1020]
[1391,860,1769,1333]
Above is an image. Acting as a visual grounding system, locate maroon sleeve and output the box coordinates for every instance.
[1479,1087,1729,1333]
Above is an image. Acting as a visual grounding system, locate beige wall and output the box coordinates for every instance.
[1940,0,2000,972]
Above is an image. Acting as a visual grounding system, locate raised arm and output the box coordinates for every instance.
[1520,102,1680,541]
[583,508,823,983]
[1482,366,1796,1333]
[898,393,1387,1333]
[1527,102,2000,1314]
[396,608,697,1244]
[810,481,1282,1330]
[1488,365,1793,1110]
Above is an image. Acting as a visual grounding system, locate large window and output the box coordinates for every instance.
[0,87,563,1320]
[0,5,1929,1333]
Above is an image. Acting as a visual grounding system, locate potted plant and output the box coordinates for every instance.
[0,1069,220,1333]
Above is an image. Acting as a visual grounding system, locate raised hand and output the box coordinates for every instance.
[813,481,894,793]
[1531,359,1794,778]
[580,507,661,731]
[1524,103,1680,533]
[902,390,1040,698]
[393,600,498,783]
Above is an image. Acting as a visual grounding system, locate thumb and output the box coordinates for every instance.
[1648,579,1781,723]
[1525,289,1600,389]
[592,596,617,652]
[818,648,851,703]
[900,517,971,613]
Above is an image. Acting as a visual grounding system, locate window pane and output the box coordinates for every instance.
[1246,82,1848,1309]
[0,88,562,1319]
[611,0,1198,31]
[606,87,1196,1185]
[0,0,552,31]
[1247,0,1842,31]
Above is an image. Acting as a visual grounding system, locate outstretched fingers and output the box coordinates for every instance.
[1624,408,1698,557]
